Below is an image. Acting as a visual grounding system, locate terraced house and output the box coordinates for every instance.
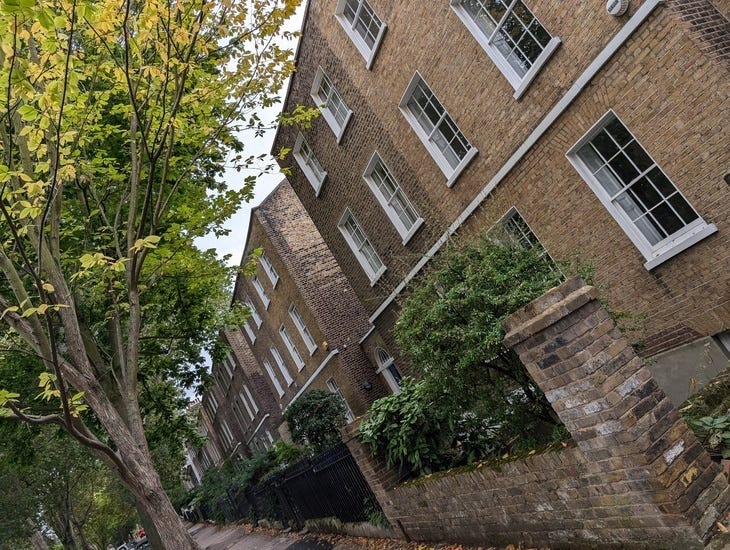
[271,0,730,405]
[196,180,390,460]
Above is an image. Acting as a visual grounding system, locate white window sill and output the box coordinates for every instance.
[316,105,352,144]
[644,223,717,270]
[369,265,386,286]
[335,16,386,70]
[446,147,478,187]
[307,346,317,356]
[401,217,424,245]
[513,37,561,100]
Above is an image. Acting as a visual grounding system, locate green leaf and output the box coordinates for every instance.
[17,105,38,121]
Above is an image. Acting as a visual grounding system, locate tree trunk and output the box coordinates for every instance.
[118,454,197,550]
[132,484,196,550]
[136,500,164,550]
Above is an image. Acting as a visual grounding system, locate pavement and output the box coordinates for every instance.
[187,522,357,550]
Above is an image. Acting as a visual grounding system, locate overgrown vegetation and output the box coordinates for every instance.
[189,391,350,523]
[680,367,730,461]
[284,390,347,454]
[360,236,568,476]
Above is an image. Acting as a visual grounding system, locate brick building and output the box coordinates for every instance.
[271,0,730,404]
[196,180,389,462]
[184,399,225,485]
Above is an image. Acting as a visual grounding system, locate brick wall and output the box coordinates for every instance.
[274,0,730,373]
[344,280,730,548]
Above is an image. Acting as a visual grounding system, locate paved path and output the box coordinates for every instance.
[188,523,356,550]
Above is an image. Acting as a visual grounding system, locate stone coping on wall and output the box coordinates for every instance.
[342,278,729,548]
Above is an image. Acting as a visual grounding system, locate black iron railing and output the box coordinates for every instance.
[199,442,382,529]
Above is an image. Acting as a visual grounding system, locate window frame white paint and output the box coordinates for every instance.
[338,208,386,285]
[243,321,256,344]
[327,377,355,423]
[243,384,259,415]
[311,67,353,144]
[334,0,387,69]
[233,400,250,429]
[293,132,327,196]
[375,347,403,394]
[238,389,254,420]
[363,151,424,244]
[263,358,285,397]
[280,325,305,370]
[270,346,294,387]
[244,297,263,328]
[288,304,317,355]
[252,275,270,309]
[450,0,560,99]
[566,110,716,271]
[399,72,477,187]
[207,391,219,416]
[220,420,234,449]
[259,251,280,288]
[223,352,236,379]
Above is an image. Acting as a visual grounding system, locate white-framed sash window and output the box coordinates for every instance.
[338,208,386,285]
[567,110,716,270]
[311,67,353,143]
[363,152,423,244]
[260,251,279,287]
[399,73,477,186]
[252,276,270,309]
[334,0,387,69]
[280,325,305,370]
[451,0,560,99]
[293,132,327,195]
[271,346,294,386]
[289,304,317,355]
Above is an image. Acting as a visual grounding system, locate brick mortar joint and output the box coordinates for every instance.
[503,283,600,348]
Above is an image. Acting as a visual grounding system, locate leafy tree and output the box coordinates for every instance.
[0,0,308,546]
[284,390,346,453]
[0,422,139,549]
[361,237,565,476]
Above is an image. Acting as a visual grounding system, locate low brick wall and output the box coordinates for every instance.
[344,279,730,548]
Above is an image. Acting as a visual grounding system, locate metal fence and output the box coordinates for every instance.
[198,442,382,528]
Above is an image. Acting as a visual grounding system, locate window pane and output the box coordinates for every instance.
[343,0,358,22]
[624,140,653,172]
[668,194,699,225]
[592,131,619,161]
[594,165,624,196]
[650,203,684,236]
[605,118,633,146]
[629,177,662,210]
[609,153,639,184]
[647,167,675,197]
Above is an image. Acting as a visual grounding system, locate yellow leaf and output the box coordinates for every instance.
[1,306,19,319]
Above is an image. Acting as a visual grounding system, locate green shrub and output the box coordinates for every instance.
[284,390,346,453]
[361,236,567,477]
[359,378,454,475]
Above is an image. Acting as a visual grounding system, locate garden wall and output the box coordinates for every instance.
[343,279,730,548]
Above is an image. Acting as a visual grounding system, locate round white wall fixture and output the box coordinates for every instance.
[606,0,629,16]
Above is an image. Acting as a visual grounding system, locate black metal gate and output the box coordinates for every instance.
[204,442,381,528]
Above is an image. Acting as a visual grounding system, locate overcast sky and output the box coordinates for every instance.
[195,6,305,269]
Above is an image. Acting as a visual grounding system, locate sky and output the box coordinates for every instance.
[195,6,306,268]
